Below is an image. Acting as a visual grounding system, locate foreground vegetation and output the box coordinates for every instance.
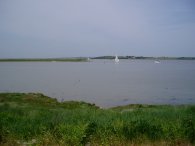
[0,93,195,145]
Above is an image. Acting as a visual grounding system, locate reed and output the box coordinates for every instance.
[0,93,194,145]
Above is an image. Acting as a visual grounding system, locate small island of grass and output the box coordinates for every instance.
[0,93,195,145]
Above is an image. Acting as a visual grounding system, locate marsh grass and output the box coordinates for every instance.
[0,58,87,62]
[0,93,195,145]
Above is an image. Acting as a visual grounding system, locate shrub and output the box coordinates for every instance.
[123,119,162,141]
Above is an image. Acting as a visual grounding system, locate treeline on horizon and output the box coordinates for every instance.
[0,56,195,61]
[92,56,195,60]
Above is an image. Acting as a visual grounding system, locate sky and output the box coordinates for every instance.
[0,0,195,58]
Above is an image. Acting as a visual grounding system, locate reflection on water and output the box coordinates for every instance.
[0,60,195,107]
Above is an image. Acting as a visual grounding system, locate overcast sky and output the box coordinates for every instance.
[0,0,195,58]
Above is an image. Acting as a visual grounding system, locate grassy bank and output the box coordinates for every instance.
[0,58,87,62]
[0,93,195,145]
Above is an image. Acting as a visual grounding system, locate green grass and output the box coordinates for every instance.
[0,58,87,62]
[0,93,195,145]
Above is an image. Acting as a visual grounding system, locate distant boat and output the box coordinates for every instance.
[154,60,160,64]
[115,55,119,63]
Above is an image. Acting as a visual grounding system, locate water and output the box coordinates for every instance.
[0,60,195,107]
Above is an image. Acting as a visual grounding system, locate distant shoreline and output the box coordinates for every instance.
[0,58,87,62]
[92,56,195,60]
[0,56,195,62]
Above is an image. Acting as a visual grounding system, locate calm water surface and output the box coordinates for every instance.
[0,60,195,107]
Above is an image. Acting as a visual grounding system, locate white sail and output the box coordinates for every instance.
[154,60,160,64]
[115,55,119,63]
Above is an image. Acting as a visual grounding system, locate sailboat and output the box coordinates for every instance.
[154,60,160,64]
[115,55,119,63]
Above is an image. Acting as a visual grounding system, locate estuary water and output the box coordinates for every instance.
[0,60,195,107]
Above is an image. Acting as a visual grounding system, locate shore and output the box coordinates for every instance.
[0,93,195,145]
[0,56,195,62]
[0,58,87,62]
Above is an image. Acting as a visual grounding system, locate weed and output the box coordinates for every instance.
[0,93,195,145]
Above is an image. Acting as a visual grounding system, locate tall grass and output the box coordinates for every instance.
[0,93,195,145]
